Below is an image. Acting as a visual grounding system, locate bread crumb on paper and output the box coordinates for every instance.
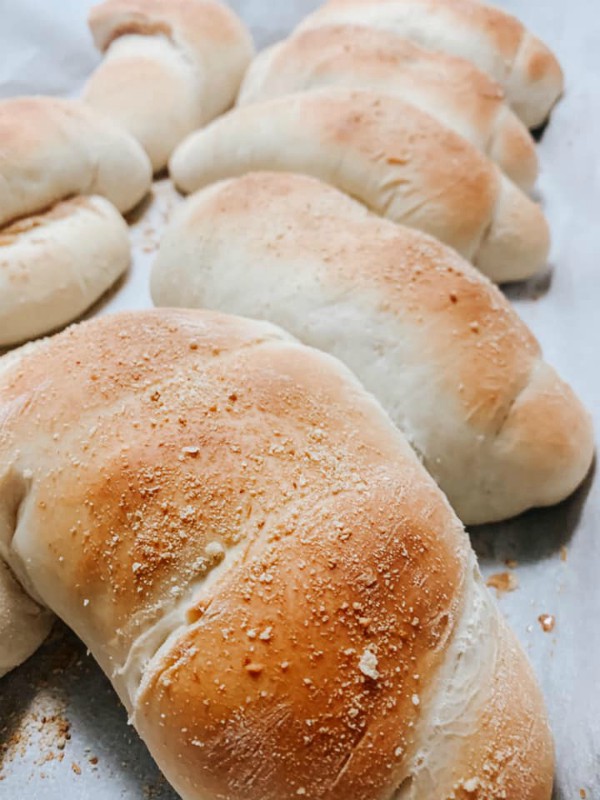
[486,571,518,596]
[538,614,556,633]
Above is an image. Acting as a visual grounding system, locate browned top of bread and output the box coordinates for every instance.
[243,23,505,106]
[89,0,252,55]
[238,23,540,191]
[171,88,500,258]
[152,172,589,523]
[171,172,540,431]
[300,0,563,127]
[324,0,524,56]
[0,309,555,799]
[1,309,467,797]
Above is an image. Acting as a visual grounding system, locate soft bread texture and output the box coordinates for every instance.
[152,173,593,524]
[0,326,54,673]
[0,308,553,799]
[0,196,130,347]
[300,0,564,127]
[0,96,152,226]
[85,0,254,171]
[238,25,538,190]
[169,88,550,282]
[0,559,52,677]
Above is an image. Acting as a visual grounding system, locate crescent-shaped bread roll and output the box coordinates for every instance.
[169,88,549,282]
[85,0,254,172]
[299,0,564,127]
[238,25,538,190]
[0,196,130,348]
[0,97,152,227]
[151,173,593,524]
[0,308,553,799]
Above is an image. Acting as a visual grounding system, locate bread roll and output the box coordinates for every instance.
[85,0,254,171]
[152,173,593,524]
[0,308,553,798]
[0,196,130,347]
[238,25,537,190]
[0,97,152,227]
[170,88,550,282]
[299,0,564,127]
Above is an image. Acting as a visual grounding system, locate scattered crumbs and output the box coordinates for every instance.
[560,546,568,562]
[296,788,306,795]
[89,756,98,766]
[0,687,73,779]
[245,662,264,676]
[259,627,272,641]
[538,614,556,633]
[71,762,81,775]
[394,746,403,758]
[580,789,587,798]
[182,446,200,457]
[463,777,480,792]
[504,559,518,569]
[358,648,379,680]
[486,572,518,596]
[411,694,420,707]
[205,541,225,559]
[469,321,480,333]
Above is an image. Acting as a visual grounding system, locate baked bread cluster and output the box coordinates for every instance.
[0,2,591,800]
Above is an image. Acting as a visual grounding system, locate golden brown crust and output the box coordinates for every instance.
[177,172,539,432]
[508,34,564,125]
[0,310,553,799]
[302,0,564,126]
[238,25,538,190]
[317,0,526,68]
[0,310,463,669]
[86,0,253,171]
[311,95,497,244]
[171,88,500,259]
[152,172,591,522]
[243,24,505,107]
[0,312,291,666]
[139,473,465,800]
[1,311,466,785]
[89,0,252,55]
